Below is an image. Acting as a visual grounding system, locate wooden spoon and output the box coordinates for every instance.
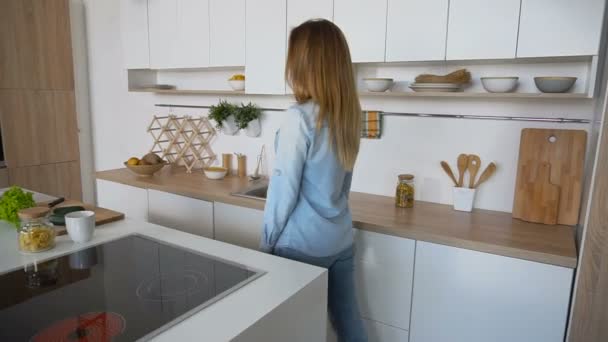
[457,154,469,187]
[474,162,497,189]
[467,155,481,188]
[440,161,459,187]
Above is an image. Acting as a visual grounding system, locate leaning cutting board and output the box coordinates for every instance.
[514,162,561,224]
[513,128,587,225]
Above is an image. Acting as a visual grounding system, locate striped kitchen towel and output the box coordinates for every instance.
[361,111,383,139]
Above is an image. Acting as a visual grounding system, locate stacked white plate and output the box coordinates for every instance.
[409,83,462,92]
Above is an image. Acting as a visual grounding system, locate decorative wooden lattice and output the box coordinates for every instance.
[148,114,216,173]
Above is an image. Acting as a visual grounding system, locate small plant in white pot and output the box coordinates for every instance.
[208,100,238,135]
[236,102,262,137]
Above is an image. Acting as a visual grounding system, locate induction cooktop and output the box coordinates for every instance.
[0,235,260,341]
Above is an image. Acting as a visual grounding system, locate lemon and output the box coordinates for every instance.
[127,157,140,166]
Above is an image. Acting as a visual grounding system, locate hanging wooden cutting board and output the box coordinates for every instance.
[514,162,561,224]
[513,128,587,225]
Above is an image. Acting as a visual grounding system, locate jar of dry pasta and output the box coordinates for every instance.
[395,174,415,208]
[18,207,56,253]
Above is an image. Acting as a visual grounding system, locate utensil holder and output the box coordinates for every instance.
[222,154,233,175]
[453,187,476,212]
[237,155,247,178]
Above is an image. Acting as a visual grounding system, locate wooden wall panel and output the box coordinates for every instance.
[0,0,22,89]
[568,119,608,341]
[7,161,81,199]
[56,161,82,200]
[0,90,42,167]
[0,168,8,188]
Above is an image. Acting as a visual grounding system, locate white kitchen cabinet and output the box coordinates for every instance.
[385,0,449,62]
[333,0,388,63]
[120,0,150,69]
[245,0,287,94]
[354,229,415,331]
[214,202,264,250]
[209,0,246,67]
[287,0,333,33]
[409,241,573,342]
[364,319,409,342]
[517,0,605,57]
[148,190,214,238]
[446,0,521,60]
[96,179,148,221]
[148,0,210,69]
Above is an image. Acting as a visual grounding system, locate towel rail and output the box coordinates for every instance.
[154,103,591,124]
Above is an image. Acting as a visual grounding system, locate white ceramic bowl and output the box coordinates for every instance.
[534,77,577,93]
[228,80,245,91]
[363,78,393,92]
[203,167,228,180]
[480,77,519,93]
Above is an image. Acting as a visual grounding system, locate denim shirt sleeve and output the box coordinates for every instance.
[260,108,309,253]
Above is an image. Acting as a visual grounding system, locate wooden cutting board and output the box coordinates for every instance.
[514,162,561,224]
[513,128,587,225]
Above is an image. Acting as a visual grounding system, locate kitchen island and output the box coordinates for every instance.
[0,218,327,341]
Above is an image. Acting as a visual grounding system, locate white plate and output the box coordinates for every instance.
[409,86,461,93]
[410,83,461,88]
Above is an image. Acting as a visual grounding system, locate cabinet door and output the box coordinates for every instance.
[364,319,409,342]
[245,0,287,94]
[209,0,245,67]
[287,0,333,33]
[148,0,177,68]
[120,0,150,69]
[386,0,448,62]
[214,202,264,250]
[175,0,210,68]
[409,241,573,342]
[517,0,605,57]
[333,0,387,63]
[148,190,214,238]
[8,161,81,200]
[96,180,148,221]
[446,0,520,60]
[354,229,415,330]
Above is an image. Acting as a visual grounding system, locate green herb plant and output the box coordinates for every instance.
[235,102,262,129]
[0,186,36,228]
[208,100,237,129]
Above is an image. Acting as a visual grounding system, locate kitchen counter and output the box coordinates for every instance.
[0,218,327,341]
[96,167,578,268]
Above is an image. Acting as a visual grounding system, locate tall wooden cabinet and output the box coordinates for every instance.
[0,0,82,200]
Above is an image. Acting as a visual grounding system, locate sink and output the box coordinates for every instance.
[232,181,268,201]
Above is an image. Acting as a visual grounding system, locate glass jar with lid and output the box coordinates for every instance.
[395,174,415,208]
[18,207,56,253]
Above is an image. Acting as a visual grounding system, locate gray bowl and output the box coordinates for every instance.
[534,77,577,93]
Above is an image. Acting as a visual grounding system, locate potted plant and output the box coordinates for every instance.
[235,102,262,137]
[208,100,238,135]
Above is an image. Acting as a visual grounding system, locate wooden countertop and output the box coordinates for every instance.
[96,167,577,268]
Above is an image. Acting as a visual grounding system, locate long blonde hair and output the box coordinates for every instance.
[285,19,361,171]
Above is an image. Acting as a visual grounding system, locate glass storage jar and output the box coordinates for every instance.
[395,174,415,208]
[18,207,56,253]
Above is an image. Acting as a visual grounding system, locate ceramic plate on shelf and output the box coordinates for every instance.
[409,83,462,92]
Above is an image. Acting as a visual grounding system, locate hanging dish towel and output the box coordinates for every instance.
[361,111,383,139]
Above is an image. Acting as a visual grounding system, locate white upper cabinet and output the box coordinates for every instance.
[148,0,210,69]
[386,0,449,62]
[246,0,287,94]
[120,0,150,69]
[210,0,246,67]
[517,0,606,57]
[334,0,388,63]
[446,0,521,60]
[286,0,334,33]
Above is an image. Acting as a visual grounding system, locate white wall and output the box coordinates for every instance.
[84,0,597,213]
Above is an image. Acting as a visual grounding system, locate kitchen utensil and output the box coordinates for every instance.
[513,129,587,225]
[124,161,167,177]
[65,211,96,243]
[480,77,519,93]
[250,145,266,181]
[228,80,245,91]
[453,187,476,212]
[49,206,86,226]
[440,161,459,187]
[457,154,469,187]
[474,162,496,189]
[534,77,577,93]
[467,155,481,188]
[203,167,228,180]
[47,197,65,208]
[518,162,560,225]
[363,78,394,92]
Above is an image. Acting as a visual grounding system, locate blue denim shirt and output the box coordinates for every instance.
[260,101,354,257]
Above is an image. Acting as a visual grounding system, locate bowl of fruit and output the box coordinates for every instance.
[228,74,245,91]
[124,153,167,177]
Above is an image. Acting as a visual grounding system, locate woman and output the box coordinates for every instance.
[260,19,367,342]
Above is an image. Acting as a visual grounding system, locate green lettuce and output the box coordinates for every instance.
[0,187,36,228]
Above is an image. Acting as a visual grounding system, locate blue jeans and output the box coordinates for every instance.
[274,245,368,342]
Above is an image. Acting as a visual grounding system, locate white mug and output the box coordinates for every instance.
[65,211,96,243]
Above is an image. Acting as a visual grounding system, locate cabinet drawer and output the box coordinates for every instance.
[148,190,214,238]
[96,180,148,221]
[365,319,409,342]
[355,229,415,266]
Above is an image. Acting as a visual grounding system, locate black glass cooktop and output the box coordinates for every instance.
[0,235,259,341]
